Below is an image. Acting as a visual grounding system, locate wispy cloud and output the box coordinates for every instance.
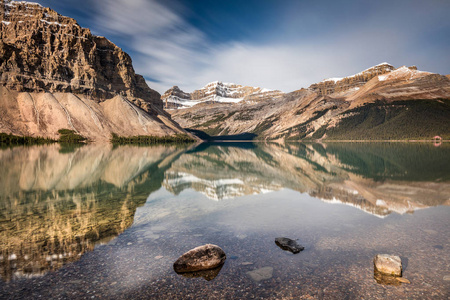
[91,0,450,93]
[93,0,210,92]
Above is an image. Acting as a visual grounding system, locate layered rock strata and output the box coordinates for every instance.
[0,0,187,140]
[309,62,396,95]
[171,64,450,140]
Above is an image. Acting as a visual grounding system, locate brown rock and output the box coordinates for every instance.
[173,244,226,273]
[373,254,402,276]
[396,277,411,284]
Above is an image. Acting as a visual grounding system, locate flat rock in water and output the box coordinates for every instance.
[173,244,226,273]
[247,267,273,282]
[275,237,304,254]
[373,254,402,276]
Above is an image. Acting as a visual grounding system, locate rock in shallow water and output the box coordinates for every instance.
[275,237,305,254]
[373,254,402,276]
[247,267,273,282]
[173,244,226,273]
[176,264,224,281]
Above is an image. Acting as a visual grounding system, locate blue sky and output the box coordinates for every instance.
[35,0,450,93]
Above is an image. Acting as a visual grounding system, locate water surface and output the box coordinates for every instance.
[0,142,449,299]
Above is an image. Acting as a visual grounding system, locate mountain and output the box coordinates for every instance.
[170,63,450,140]
[309,62,396,95]
[161,81,284,109]
[0,0,187,141]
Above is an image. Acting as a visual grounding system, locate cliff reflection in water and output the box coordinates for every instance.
[0,142,449,281]
[164,142,450,215]
[0,144,187,281]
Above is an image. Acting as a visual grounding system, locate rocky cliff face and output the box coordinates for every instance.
[309,62,396,95]
[0,0,161,110]
[0,0,188,140]
[171,64,450,140]
[161,81,284,109]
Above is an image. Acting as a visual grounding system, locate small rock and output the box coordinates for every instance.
[374,254,402,276]
[396,277,411,284]
[247,267,273,282]
[444,275,450,281]
[173,244,226,273]
[155,256,163,260]
[275,237,305,254]
[241,262,253,266]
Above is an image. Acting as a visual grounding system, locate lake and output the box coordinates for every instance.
[0,142,449,299]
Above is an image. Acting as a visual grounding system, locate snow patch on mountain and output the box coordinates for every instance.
[162,81,283,109]
[378,66,431,82]
[321,62,394,83]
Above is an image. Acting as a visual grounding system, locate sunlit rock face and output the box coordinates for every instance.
[308,63,396,96]
[0,0,160,107]
[0,1,187,140]
[171,64,450,140]
[0,144,186,281]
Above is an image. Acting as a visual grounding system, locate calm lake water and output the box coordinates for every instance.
[0,142,449,299]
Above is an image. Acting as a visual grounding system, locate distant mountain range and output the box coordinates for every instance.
[170,63,450,140]
[161,81,283,109]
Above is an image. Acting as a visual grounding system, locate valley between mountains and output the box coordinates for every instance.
[0,1,449,142]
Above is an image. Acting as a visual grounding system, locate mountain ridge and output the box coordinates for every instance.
[0,0,189,141]
[161,81,284,109]
[170,64,450,140]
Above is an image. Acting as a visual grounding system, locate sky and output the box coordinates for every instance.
[34,0,450,93]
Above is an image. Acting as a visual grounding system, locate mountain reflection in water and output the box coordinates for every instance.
[0,144,187,281]
[0,142,449,281]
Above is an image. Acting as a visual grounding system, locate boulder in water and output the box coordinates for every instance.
[173,244,226,273]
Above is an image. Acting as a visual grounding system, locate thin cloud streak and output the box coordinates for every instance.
[92,0,449,93]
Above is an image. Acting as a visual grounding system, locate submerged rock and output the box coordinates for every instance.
[176,264,224,281]
[396,277,411,284]
[247,267,273,282]
[374,270,402,286]
[275,237,305,254]
[173,244,226,273]
[373,254,402,276]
